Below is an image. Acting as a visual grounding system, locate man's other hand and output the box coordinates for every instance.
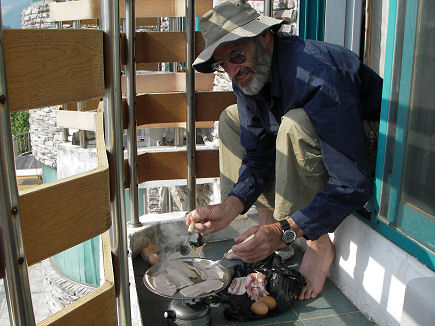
[185,196,244,235]
[230,223,286,262]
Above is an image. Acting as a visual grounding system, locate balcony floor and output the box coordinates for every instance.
[133,239,376,326]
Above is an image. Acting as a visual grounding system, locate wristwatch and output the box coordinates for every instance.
[279,219,296,245]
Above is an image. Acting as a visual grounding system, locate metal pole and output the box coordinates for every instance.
[186,0,196,212]
[56,21,69,142]
[77,101,87,148]
[0,13,35,326]
[73,20,87,148]
[100,1,132,325]
[125,0,140,227]
[264,0,273,17]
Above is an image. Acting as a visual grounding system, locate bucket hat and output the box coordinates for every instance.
[193,0,283,73]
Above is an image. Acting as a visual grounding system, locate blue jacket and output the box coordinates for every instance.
[228,35,383,240]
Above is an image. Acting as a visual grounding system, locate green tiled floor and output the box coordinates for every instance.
[134,240,374,326]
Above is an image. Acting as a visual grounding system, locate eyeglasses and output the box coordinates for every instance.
[211,48,247,73]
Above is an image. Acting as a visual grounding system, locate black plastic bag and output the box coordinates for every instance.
[210,253,306,321]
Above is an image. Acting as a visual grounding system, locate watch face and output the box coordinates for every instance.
[282,229,296,244]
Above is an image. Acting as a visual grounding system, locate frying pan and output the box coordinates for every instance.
[143,257,232,299]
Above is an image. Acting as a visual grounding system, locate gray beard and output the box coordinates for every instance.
[234,39,272,96]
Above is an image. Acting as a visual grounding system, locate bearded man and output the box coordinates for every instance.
[186,0,382,300]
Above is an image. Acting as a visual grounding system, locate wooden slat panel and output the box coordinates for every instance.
[19,105,110,266]
[196,91,237,121]
[38,232,116,326]
[128,91,235,128]
[49,0,212,22]
[136,62,159,71]
[122,72,214,94]
[197,150,220,179]
[124,150,219,186]
[131,32,205,64]
[136,17,159,26]
[132,93,185,128]
[4,29,104,112]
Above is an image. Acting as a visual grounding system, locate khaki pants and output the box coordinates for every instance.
[219,104,329,220]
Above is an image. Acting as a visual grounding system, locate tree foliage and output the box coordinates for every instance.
[10,111,30,135]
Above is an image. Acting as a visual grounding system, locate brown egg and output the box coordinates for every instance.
[259,296,277,310]
[148,253,160,266]
[147,243,160,253]
[140,247,154,261]
[251,301,269,315]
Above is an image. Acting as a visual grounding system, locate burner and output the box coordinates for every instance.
[143,258,232,325]
[164,298,210,326]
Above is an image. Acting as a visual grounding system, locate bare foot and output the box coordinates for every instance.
[298,234,335,300]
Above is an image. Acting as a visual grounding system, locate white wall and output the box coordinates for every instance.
[329,215,435,326]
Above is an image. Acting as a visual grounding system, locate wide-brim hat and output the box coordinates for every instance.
[193,0,283,73]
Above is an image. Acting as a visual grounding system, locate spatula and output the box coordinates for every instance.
[206,234,256,269]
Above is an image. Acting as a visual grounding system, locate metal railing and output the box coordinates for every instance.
[12,131,31,158]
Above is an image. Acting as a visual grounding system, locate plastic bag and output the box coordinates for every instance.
[210,253,306,321]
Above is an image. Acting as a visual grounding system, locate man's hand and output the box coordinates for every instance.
[229,223,286,263]
[185,196,244,235]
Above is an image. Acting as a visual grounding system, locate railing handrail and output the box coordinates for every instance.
[12,131,31,158]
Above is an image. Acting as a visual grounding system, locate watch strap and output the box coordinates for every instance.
[279,219,291,231]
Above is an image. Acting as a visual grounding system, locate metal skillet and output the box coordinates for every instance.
[143,257,232,300]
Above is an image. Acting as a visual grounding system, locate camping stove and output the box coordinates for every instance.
[143,258,232,326]
[163,298,211,326]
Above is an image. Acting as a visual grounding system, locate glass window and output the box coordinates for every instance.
[378,0,435,260]
[401,0,435,218]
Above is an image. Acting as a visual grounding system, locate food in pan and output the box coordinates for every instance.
[149,273,177,296]
[180,279,224,297]
[188,259,224,280]
[148,259,225,297]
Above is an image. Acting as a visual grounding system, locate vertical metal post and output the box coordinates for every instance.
[186,0,196,212]
[56,21,69,142]
[73,20,87,148]
[174,127,184,146]
[0,13,35,326]
[125,0,140,227]
[264,0,273,17]
[168,18,176,72]
[77,101,87,148]
[101,1,132,325]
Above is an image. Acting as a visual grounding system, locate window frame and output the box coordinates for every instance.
[365,0,435,271]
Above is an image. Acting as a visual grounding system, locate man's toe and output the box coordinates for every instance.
[298,285,309,300]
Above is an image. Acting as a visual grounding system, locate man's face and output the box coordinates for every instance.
[213,36,272,96]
